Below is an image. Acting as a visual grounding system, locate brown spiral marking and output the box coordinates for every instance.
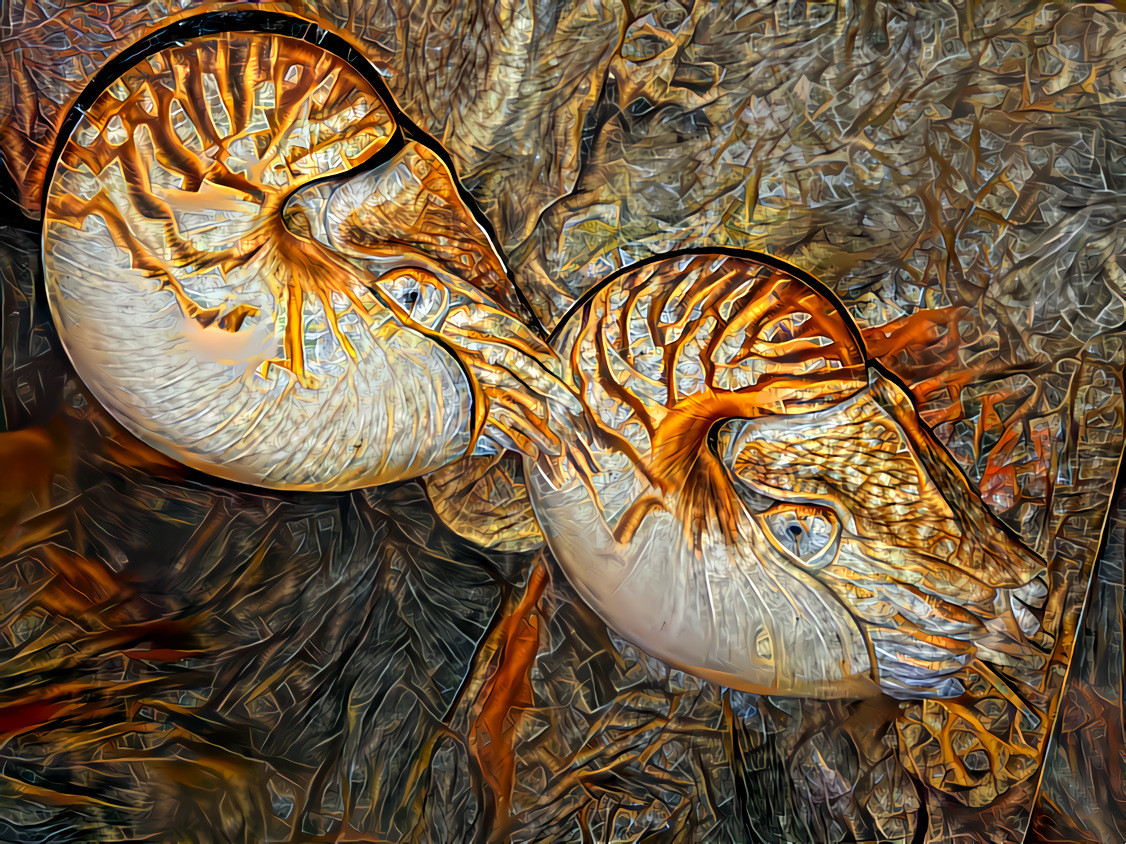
[47,31,569,464]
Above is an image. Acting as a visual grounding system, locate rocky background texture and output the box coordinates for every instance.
[2,1,1125,841]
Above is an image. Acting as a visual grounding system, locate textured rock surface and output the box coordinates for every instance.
[2,1,1124,842]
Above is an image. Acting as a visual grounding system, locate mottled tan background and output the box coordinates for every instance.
[1,1,1125,841]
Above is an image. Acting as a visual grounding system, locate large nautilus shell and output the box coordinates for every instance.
[44,29,546,490]
[43,27,1051,711]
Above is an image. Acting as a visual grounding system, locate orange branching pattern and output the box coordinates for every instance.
[48,33,393,387]
[558,254,868,543]
[0,3,364,217]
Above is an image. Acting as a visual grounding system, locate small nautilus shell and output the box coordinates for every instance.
[528,254,878,697]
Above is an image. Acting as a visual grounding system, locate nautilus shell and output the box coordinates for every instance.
[43,28,1051,712]
[43,30,548,490]
[529,255,875,696]
[532,254,1050,700]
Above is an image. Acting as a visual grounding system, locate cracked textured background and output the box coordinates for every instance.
[1,1,1125,841]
